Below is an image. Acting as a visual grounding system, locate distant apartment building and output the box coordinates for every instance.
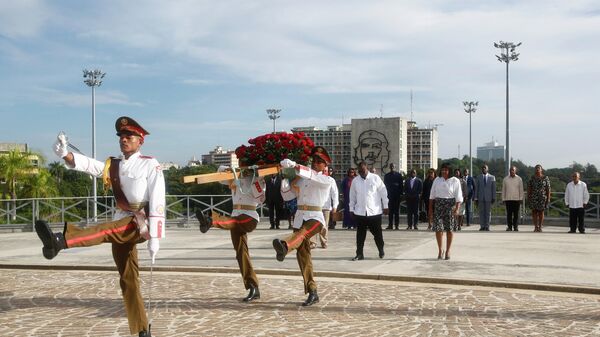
[0,142,40,167]
[201,146,239,168]
[406,121,439,171]
[0,143,40,196]
[477,140,505,161]
[292,117,439,179]
[291,125,352,181]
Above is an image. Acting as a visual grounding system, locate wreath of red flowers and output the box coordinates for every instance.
[235,132,315,166]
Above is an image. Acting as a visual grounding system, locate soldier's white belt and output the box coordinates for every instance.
[119,202,148,212]
[233,204,257,210]
[297,205,322,212]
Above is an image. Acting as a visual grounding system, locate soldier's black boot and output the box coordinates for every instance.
[195,209,212,233]
[243,286,260,302]
[272,239,288,262]
[34,220,66,260]
[302,291,319,306]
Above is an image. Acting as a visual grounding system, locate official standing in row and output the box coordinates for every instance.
[384,163,403,230]
[35,116,165,337]
[349,161,389,261]
[272,146,333,306]
[404,169,422,230]
[501,166,524,231]
[565,172,590,234]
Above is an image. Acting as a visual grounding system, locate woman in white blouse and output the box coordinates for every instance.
[428,163,464,260]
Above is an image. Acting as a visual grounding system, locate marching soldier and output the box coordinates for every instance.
[196,166,266,302]
[272,146,333,306]
[34,116,165,337]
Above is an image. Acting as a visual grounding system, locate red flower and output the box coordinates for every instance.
[235,132,314,166]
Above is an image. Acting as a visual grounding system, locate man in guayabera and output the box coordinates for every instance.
[272,146,333,307]
[34,116,165,337]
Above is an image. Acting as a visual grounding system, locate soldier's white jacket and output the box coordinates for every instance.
[281,168,332,229]
[221,176,266,221]
[70,151,166,239]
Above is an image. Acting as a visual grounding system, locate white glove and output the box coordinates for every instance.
[147,238,159,264]
[217,165,230,172]
[280,159,297,168]
[53,133,69,158]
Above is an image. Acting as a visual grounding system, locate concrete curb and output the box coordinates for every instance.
[2,263,599,296]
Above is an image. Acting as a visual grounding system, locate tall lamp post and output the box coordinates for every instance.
[83,69,106,222]
[494,41,521,176]
[463,101,478,176]
[266,109,281,133]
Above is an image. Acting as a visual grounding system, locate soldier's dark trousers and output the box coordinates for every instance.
[64,216,147,335]
[211,213,259,289]
[282,219,323,293]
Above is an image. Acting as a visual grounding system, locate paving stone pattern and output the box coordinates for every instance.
[1,269,599,337]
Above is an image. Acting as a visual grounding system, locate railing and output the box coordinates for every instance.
[0,192,598,227]
[0,195,268,226]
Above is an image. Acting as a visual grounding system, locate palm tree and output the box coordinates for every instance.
[48,161,67,185]
[0,149,38,220]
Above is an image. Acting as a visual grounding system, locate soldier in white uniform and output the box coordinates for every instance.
[196,166,266,302]
[272,146,333,306]
[34,116,165,337]
[310,167,339,249]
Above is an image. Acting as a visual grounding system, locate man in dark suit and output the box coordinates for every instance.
[474,164,496,231]
[404,169,423,230]
[384,163,403,230]
[265,174,284,229]
[463,168,476,226]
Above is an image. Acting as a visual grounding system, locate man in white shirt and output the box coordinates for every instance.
[34,116,165,337]
[349,161,389,261]
[501,166,524,231]
[565,172,590,234]
[272,146,333,306]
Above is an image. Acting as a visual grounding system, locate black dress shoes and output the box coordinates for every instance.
[351,255,364,261]
[195,209,212,233]
[272,239,288,261]
[34,220,66,260]
[302,291,319,306]
[139,330,151,337]
[379,251,385,259]
[243,286,260,302]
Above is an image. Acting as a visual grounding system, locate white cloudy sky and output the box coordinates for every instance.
[1,0,599,169]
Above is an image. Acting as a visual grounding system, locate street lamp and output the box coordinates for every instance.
[266,109,281,133]
[494,40,521,177]
[463,101,478,175]
[83,68,106,222]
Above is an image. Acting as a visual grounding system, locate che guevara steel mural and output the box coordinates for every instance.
[353,130,390,174]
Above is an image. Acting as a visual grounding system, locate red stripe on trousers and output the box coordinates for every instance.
[66,222,136,246]
[287,221,321,248]
[213,216,254,226]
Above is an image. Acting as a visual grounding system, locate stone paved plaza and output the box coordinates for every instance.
[1,224,600,336]
[1,269,599,337]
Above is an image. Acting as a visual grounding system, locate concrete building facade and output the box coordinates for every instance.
[201,146,239,168]
[406,121,439,171]
[351,117,408,175]
[292,125,352,182]
[477,140,505,162]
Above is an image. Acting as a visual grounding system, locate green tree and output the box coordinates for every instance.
[0,149,40,220]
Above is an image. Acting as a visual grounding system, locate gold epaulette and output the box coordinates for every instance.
[102,157,113,192]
